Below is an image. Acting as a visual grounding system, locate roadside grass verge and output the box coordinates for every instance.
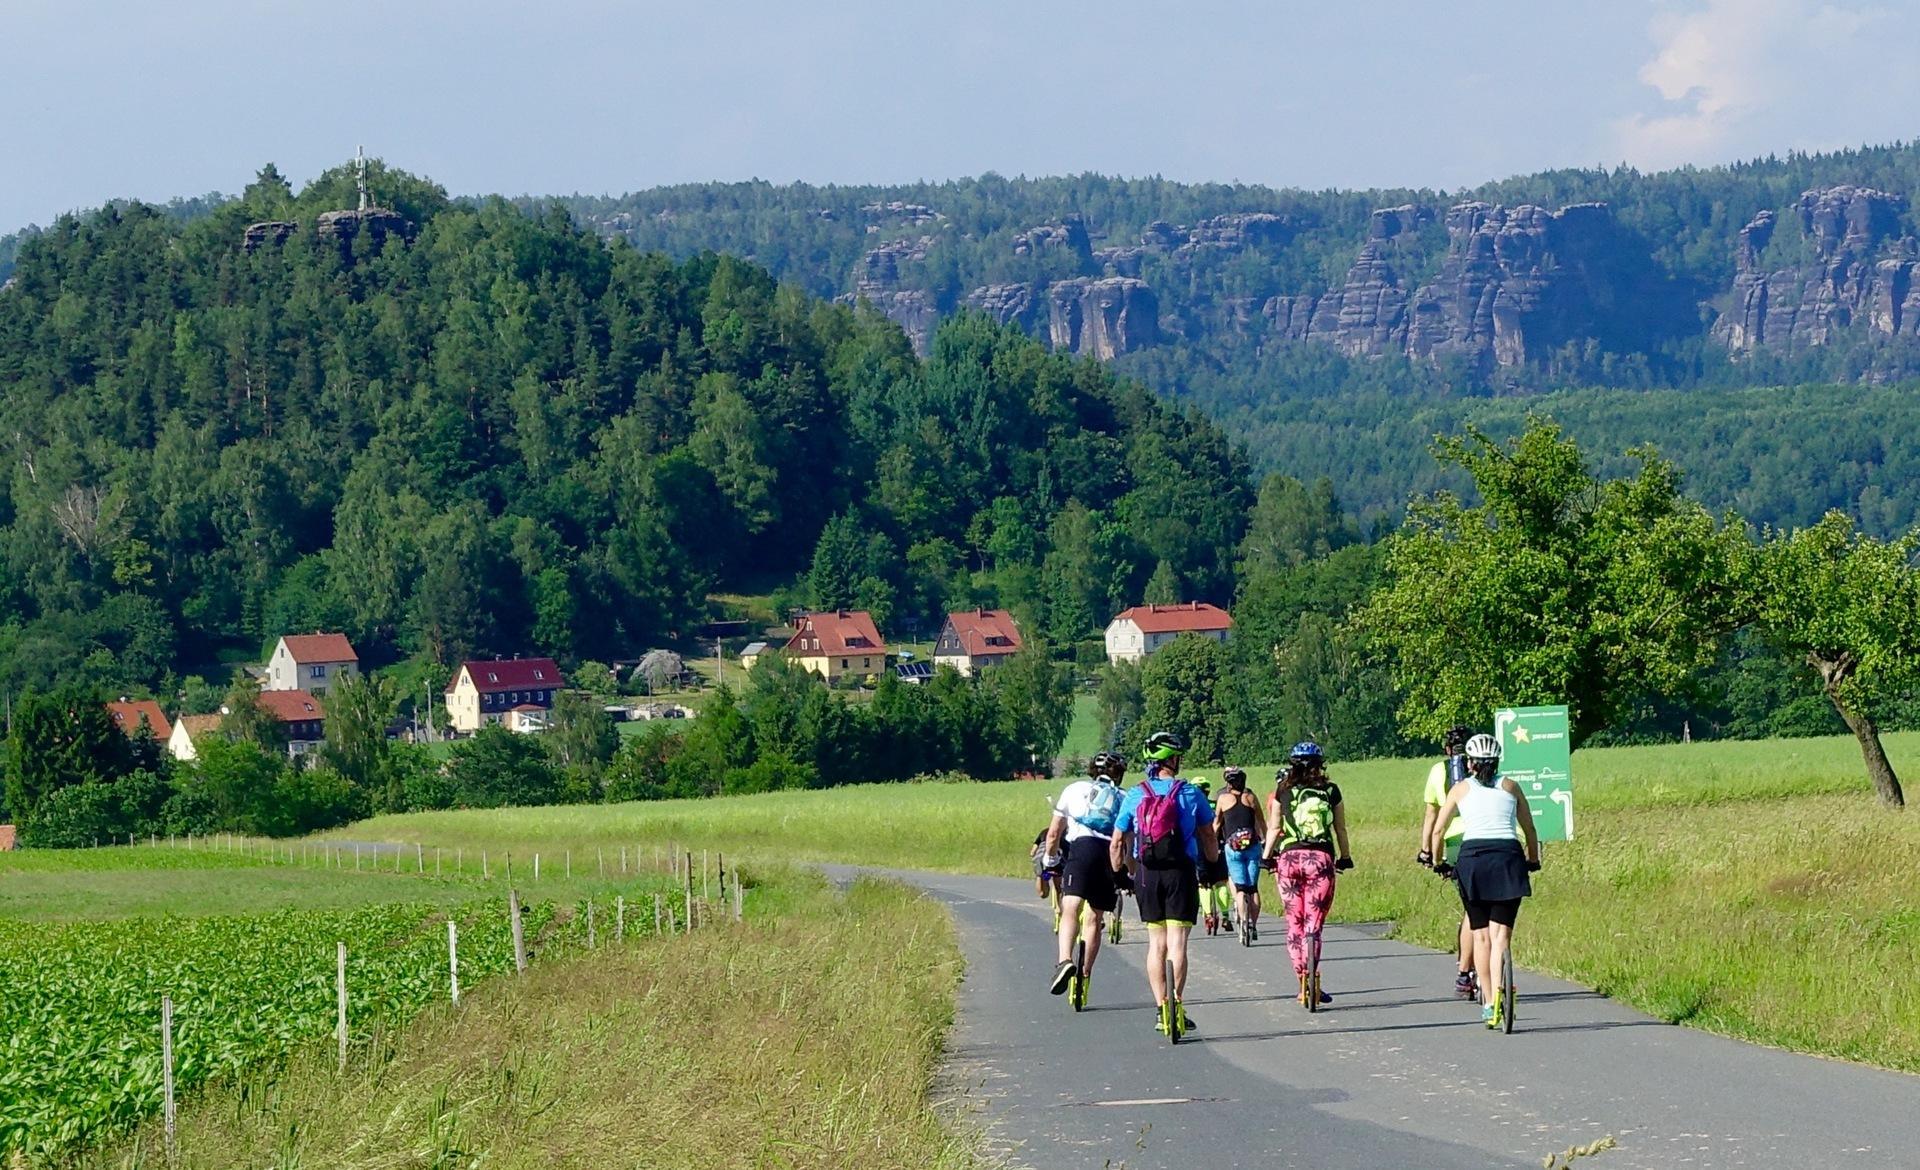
[75,872,983,1170]
[354,730,1920,1071]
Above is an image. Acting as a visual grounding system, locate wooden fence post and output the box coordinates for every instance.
[587,899,596,949]
[653,893,662,934]
[509,889,527,974]
[533,853,540,882]
[733,869,744,922]
[336,941,348,1071]
[702,849,709,901]
[566,849,572,880]
[616,895,626,943]
[161,994,177,1161]
[448,919,460,1005]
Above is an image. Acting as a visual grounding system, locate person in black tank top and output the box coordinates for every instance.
[1215,767,1269,937]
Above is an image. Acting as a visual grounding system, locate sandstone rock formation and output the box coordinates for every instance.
[1047,277,1159,360]
[1259,200,1630,371]
[241,221,297,251]
[314,208,413,252]
[1716,186,1920,352]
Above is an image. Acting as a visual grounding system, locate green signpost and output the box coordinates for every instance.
[1495,704,1573,842]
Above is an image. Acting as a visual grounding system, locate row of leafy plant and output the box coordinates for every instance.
[0,890,595,1160]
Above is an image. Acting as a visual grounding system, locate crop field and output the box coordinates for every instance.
[0,844,693,1163]
[361,731,1920,1071]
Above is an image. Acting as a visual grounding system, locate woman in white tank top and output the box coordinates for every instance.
[1427,734,1541,1029]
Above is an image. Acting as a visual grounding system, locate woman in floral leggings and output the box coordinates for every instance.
[1262,742,1354,1005]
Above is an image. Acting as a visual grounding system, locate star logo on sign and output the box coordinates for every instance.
[1512,726,1531,744]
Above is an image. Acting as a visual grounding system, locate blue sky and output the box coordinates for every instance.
[4,0,1918,230]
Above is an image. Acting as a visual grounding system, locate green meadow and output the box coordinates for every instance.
[354,731,1920,1071]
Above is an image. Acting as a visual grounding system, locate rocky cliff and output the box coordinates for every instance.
[1716,186,1920,352]
[1259,201,1638,371]
[819,182,1920,374]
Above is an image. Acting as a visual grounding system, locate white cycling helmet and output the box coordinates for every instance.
[1464,733,1501,761]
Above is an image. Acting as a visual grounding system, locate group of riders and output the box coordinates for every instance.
[1032,725,1541,1034]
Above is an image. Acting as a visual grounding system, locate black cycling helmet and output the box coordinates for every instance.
[1088,750,1125,781]
[1222,765,1247,789]
[1142,731,1186,762]
[1444,724,1474,753]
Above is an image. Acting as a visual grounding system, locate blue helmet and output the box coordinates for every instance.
[1289,741,1324,762]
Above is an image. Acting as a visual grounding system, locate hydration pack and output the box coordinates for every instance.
[1135,778,1189,869]
[1073,779,1123,836]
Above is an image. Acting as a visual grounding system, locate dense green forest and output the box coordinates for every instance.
[0,163,1250,698]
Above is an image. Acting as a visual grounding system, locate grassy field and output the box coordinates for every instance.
[355,732,1920,1072]
[71,872,981,1170]
[1058,691,1103,761]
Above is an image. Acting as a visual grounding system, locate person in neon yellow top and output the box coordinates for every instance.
[1420,725,1476,1000]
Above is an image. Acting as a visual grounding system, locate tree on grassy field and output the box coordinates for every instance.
[3,686,133,828]
[1130,633,1229,763]
[547,690,620,775]
[322,674,398,810]
[981,640,1075,769]
[1358,420,1748,747]
[1747,512,1920,807]
[444,725,562,808]
[220,677,285,753]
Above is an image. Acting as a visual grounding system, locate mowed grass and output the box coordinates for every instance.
[1059,691,1103,761]
[357,731,1920,1071]
[76,872,983,1170]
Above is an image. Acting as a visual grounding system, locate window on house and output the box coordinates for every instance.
[864,658,871,669]
[312,664,327,679]
[487,672,499,683]
[534,669,545,680]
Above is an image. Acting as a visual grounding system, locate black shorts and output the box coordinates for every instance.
[1463,898,1522,930]
[1135,864,1200,926]
[1059,836,1118,913]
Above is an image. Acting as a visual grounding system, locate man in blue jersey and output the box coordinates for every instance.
[1109,731,1220,1035]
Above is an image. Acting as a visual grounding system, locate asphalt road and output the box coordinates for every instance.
[892,870,1919,1170]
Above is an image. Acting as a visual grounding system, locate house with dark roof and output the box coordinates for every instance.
[444,658,566,733]
[266,633,359,695]
[783,610,888,684]
[105,699,172,742]
[933,608,1023,677]
[1104,602,1233,664]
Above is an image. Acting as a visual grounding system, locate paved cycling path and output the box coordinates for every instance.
[877,870,1917,1170]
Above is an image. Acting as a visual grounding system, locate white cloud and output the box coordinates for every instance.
[1613,0,1900,169]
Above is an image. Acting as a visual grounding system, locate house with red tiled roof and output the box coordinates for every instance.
[1104,602,1233,664]
[105,699,173,742]
[933,608,1023,677]
[444,658,566,733]
[257,689,327,757]
[266,633,359,696]
[784,610,889,684]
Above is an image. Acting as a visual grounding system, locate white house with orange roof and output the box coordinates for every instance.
[1104,602,1233,664]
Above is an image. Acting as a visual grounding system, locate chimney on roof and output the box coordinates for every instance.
[838,608,849,618]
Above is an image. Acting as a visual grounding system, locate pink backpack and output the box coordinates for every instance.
[1135,777,1189,869]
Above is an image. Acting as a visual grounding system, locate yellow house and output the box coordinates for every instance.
[784,610,888,683]
[444,657,566,733]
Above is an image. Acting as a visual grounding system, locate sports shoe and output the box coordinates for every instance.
[1176,1000,1196,1032]
[1454,971,1477,999]
[1154,1001,1171,1033]
[1248,922,1258,941]
[1482,1002,1498,1028]
[1049,960,1076,995]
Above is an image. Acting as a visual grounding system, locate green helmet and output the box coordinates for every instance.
[1141,731,1186,762]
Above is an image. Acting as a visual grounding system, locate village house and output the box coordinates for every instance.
[1104,602,1234,664]
[444,657,566,733]
[738,641,770,671]
[164,692,323,762]
[933,608,1023,676]
[105,698,172,742]
[167,713,225,762]
[265,633,359,695]
[258,690,328,758]
[783,610,888,684]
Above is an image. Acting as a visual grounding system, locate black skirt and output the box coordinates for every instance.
[1455,839,1531,903]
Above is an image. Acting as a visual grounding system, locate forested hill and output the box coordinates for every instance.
[551,143,1920,382]
[541,143,1920,531]
[0,163,1251,694]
